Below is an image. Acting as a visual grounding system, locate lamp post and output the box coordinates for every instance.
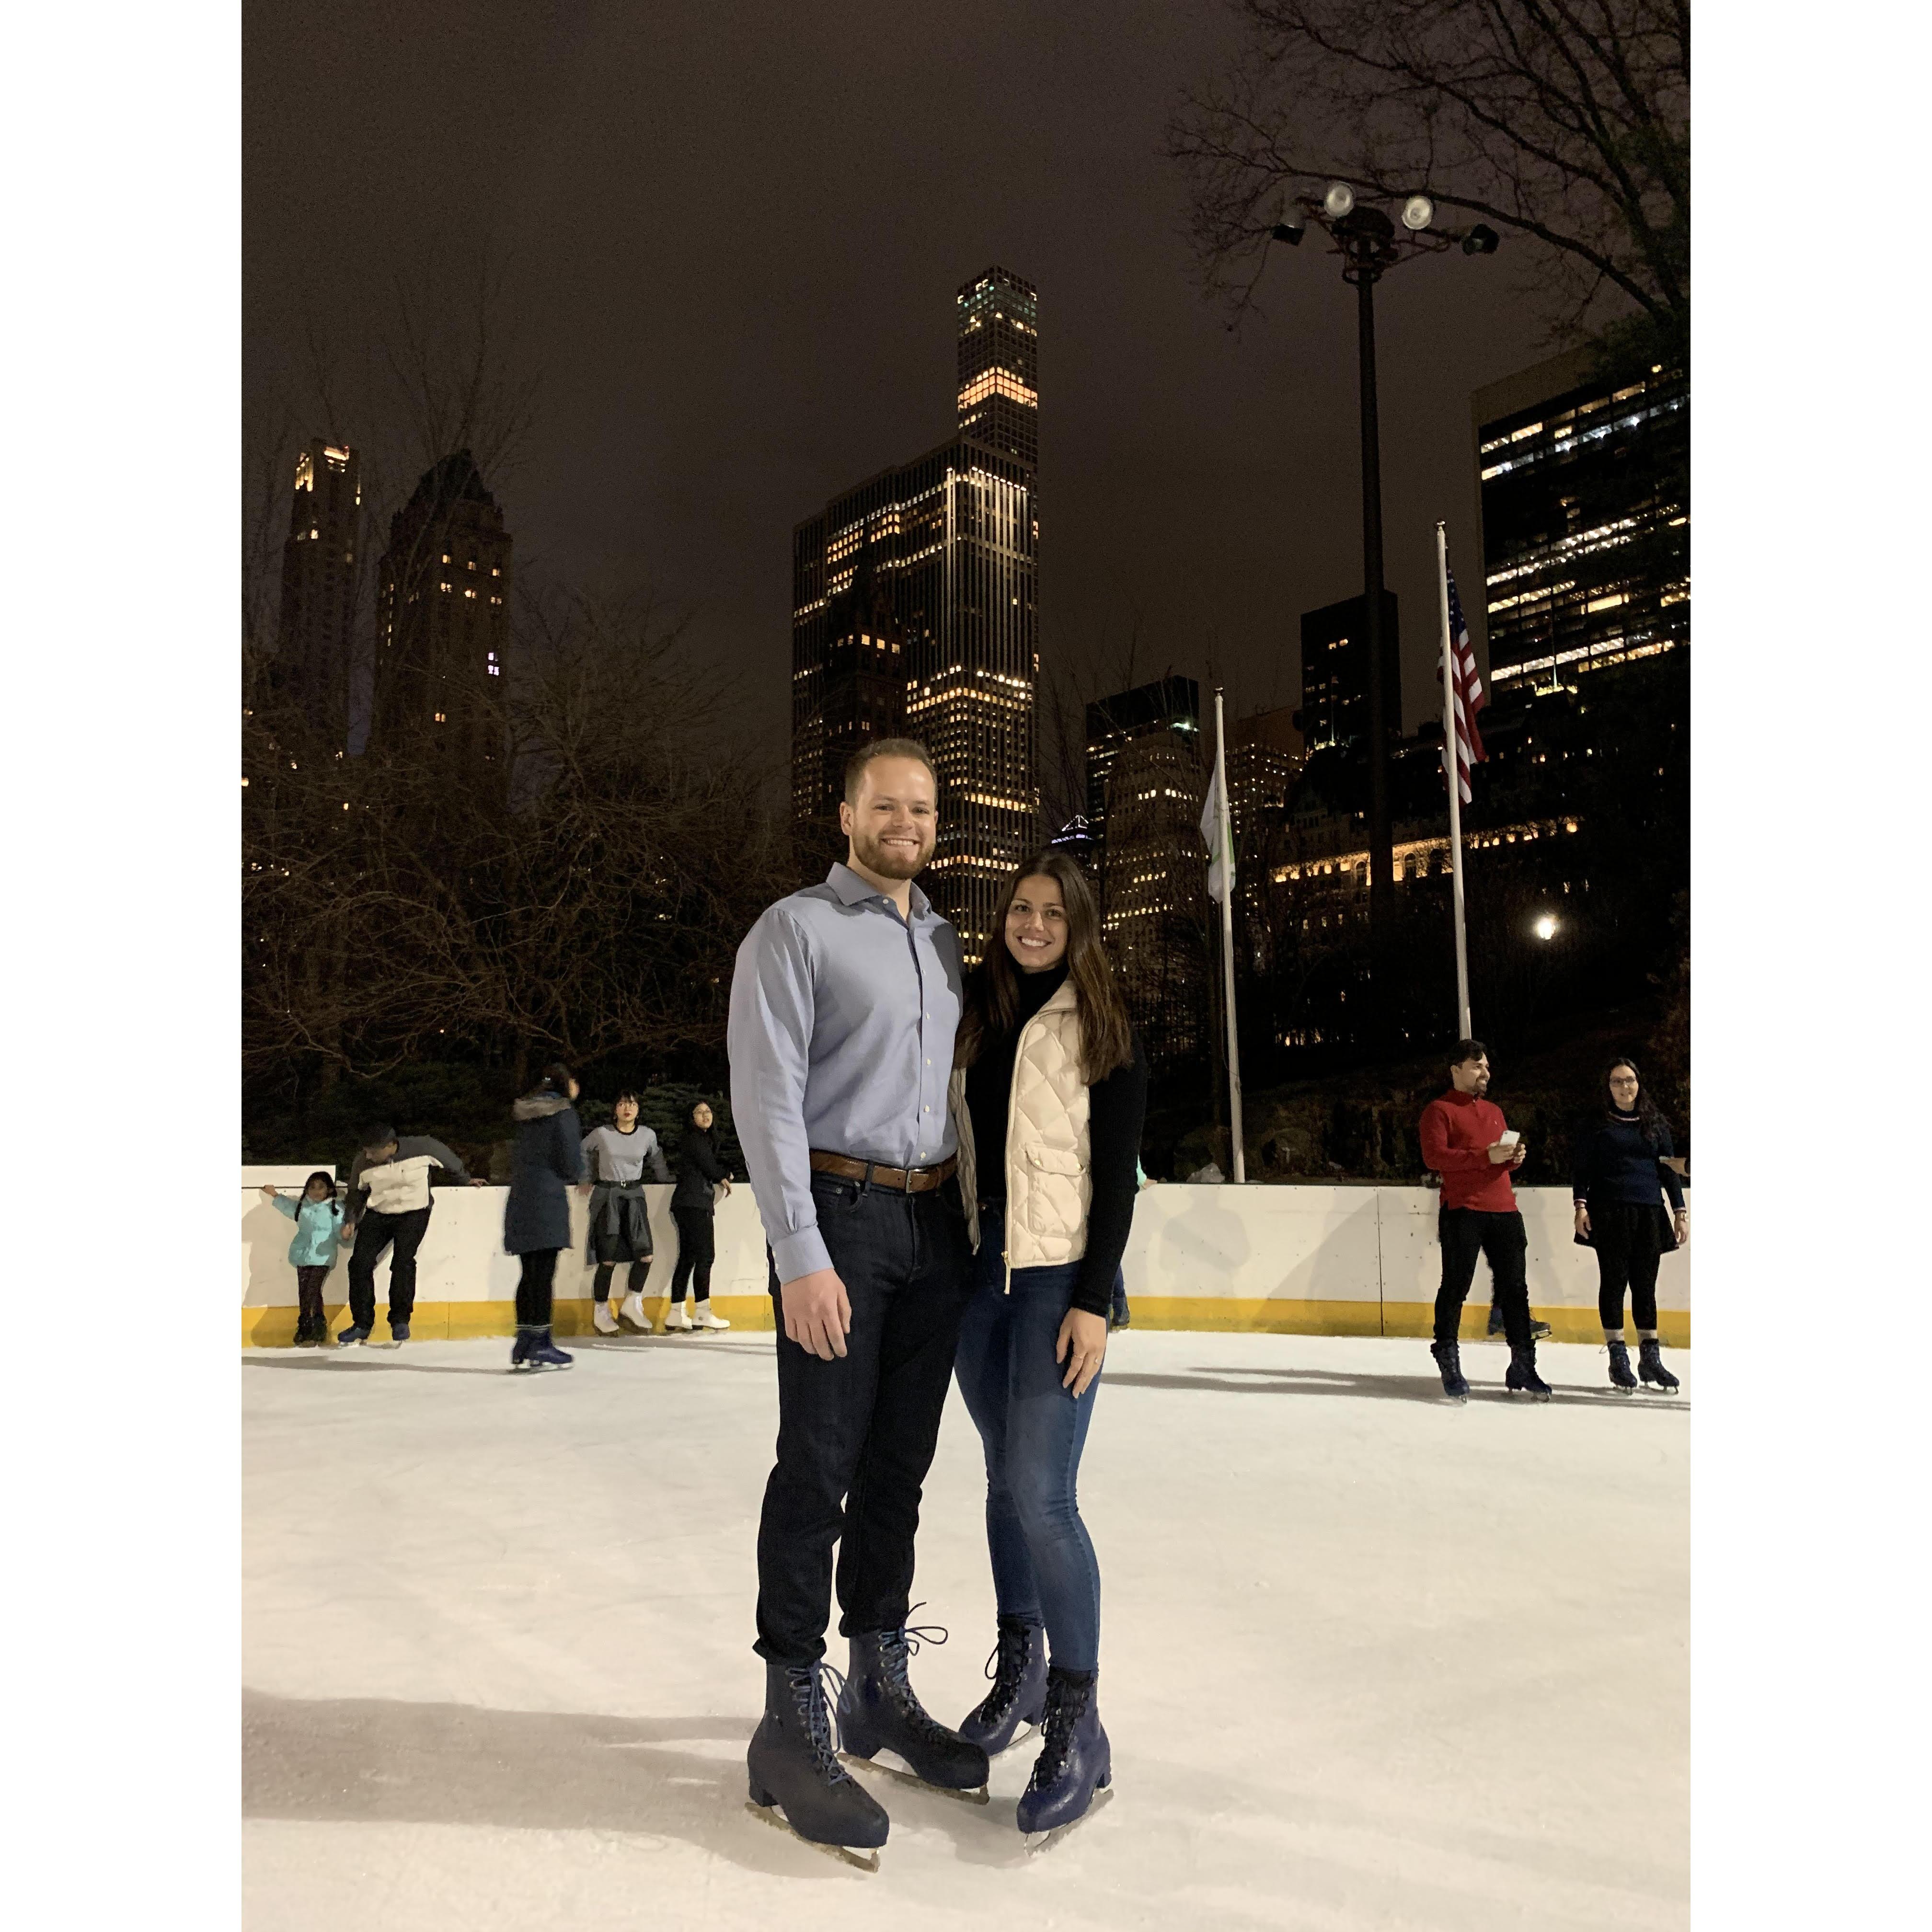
[1273,188,1497,942]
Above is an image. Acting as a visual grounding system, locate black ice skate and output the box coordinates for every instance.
[1606,1340,1638,1393]
[1429,1339,1470,1403]
[1505,1341,1552,1401]
[837,1624,990,1801]
[958,1616,1048,1754]
[747,1659,889,1869]
[1017,1666,1112,1843]
[1637,1338,1679,1392]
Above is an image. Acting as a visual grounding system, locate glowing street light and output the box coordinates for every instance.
[1534,914,1558,941]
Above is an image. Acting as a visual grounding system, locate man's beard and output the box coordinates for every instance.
[851,826,932,880]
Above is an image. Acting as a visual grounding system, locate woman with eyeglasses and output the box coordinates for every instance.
[1572,1057,1687,1392]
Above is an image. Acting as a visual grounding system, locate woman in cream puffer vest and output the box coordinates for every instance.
[945,849,1147,1839]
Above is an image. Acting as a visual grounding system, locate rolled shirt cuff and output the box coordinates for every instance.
[771,1224,831,1284]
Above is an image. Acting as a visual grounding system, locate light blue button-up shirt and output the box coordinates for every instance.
[728,863,964,1282]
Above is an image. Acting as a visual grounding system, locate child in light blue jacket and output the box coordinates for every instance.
[260,1172,345,1346]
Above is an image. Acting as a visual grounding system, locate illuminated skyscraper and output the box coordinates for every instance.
[275,438,361,741]
[1474,347,1688,695]
[955,266,1038,471]
[371,450,511,794]
[791,269,1039,964]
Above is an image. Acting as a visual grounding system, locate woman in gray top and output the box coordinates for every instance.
[580,1088,671,1334]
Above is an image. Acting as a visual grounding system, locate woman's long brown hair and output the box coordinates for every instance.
[956,849,1134,1082]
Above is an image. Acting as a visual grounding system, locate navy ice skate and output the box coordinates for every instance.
[510,1326,573,1371]
[1637,1338,1679,1392]
[335,1325,369,1348]
[838,1624,989,1797]
[1429,1339,1470,1403]
[1606,1340,1638,1392]
[1016,1666,1111,1839]
[958,1616,1048,1754]
[389,1321,411,1344]
[747,1659,889,1865]
[1505,1341,1552,1401]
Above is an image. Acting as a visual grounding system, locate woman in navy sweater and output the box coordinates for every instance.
[1572,1058,1688,1393]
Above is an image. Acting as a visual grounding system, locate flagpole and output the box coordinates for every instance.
[1435,522,1472,1039]
[1211,688,1246,1183]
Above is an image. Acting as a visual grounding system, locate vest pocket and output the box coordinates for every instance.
[1022,1144,1084,1176]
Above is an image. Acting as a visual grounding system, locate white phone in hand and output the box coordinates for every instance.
[1497,1130,1521,1147]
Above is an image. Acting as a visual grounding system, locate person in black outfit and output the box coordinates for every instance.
[1573,1057,1688,1393]
[664,1099,734,1332]
[504,1063,586,1372]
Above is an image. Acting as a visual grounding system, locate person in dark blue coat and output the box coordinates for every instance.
[505,1062,587,1372]
[1572,1057,1688,1394]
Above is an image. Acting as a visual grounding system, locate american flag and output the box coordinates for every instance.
[1445,564,1487,804]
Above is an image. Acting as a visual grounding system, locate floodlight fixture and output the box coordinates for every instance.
[1401,194,1435,231]
[1271,217,1305,246]
[1322,181,1356,219]
[1462,223,1501,255]
[1534,914,1558,941]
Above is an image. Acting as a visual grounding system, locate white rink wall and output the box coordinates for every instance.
[239,1177,1690,1346]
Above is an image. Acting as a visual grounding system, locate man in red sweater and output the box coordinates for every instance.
[1417,1040,1551,1402]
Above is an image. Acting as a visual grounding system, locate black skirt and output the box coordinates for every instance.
[586,1185,654,1264]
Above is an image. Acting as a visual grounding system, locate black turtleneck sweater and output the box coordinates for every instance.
[1571,1107,1684,1209]
[963,963,1150,1316]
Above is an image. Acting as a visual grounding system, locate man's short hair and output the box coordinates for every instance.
[1450,1039,1487,1068]
[360,1122,398,1153]
[843,737,937,806]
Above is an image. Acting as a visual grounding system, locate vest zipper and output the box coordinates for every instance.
[1001,1000,1058,1295]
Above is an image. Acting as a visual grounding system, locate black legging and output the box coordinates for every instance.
[592,1260,649,1302]
[516,1249,561,1328]
[669,1205,715,1303]
[1592,1201,1661,1332]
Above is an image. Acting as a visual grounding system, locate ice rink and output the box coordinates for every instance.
[243,1328,1688,1931]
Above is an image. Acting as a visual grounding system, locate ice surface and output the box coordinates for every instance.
[243,1330,1688,1930]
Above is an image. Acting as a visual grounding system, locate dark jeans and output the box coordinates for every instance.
[670,1205,715,1302]
[1436,1207,1532,1348]
[954,1204,1104,1673]
[346,1206,432,1333]
[516,1248,561,1327]
[1592,1201,1662,1332]
[1109,1265,1128,1325]
[754,1173,973,1665]
[295,1265,331,1338]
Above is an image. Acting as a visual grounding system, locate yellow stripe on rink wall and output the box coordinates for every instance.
[241,1295,1686,1350]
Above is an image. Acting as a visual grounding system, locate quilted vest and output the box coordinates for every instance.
[947,978,1092,1278]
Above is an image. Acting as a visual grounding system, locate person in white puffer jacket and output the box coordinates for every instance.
[946,849,1147,1840]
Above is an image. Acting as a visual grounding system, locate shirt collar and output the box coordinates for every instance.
[826,861,931,921]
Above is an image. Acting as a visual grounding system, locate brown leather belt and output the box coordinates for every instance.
[809,1150,957,1194]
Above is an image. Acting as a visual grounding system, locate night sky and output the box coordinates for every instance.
[246,0,1558,776]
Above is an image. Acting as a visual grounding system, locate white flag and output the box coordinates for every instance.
[1201,762,1233,905]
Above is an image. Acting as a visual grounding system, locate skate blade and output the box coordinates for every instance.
[839,1751,991,1806]
[1024,1782,1116,1854]
[743,1798,880,1872]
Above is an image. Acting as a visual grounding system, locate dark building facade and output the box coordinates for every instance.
[1084,676,1200,851]
[1298,592,1401,754]
[371,450,511,794]
[1474,346,1688,696]
[790,267,1040,965]
[275,439,361,742]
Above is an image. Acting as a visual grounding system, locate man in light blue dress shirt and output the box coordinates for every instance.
[729,739,988,1854]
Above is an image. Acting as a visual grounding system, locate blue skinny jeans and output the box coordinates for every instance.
[952,1204,1103,1673]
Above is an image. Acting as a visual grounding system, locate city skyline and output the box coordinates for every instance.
[245,1,1564,773]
